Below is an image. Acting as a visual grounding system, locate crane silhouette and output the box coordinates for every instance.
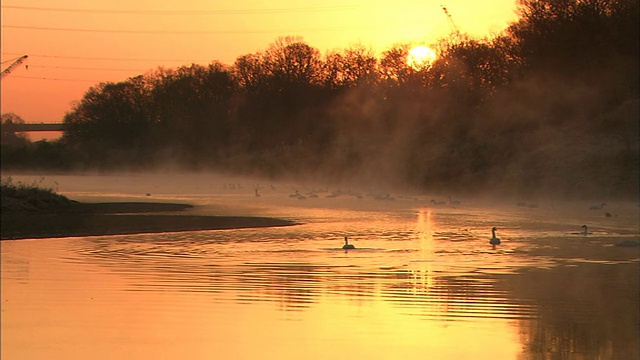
[1,55,28,79]
[441,5,461,39]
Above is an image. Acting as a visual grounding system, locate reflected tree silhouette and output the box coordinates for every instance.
[503,263,639,359]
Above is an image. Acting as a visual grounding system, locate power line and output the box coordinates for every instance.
[2,25,282,34]
[2,21,428,35]
[1,4,361,15]
[28,65,151,72]
[9,75,104,82]
[2,52,210,62]
[2,55,26,64]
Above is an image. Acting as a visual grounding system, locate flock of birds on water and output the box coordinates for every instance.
[223,184,639,250]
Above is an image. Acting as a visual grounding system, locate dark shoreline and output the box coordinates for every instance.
[1,202,297,240]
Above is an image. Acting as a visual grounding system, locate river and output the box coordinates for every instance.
[1,173,639,359]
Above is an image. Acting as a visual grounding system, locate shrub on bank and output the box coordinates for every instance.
[1,177,71,211]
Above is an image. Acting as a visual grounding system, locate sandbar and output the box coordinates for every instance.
[1,201,296,240]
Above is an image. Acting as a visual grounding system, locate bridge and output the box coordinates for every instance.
[2,122,67,132]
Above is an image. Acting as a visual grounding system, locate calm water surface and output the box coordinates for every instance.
[2,174,639,359]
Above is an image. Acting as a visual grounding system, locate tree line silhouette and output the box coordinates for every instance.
[2,0,638,199]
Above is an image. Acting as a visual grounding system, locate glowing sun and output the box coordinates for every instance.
[407,46,437,70]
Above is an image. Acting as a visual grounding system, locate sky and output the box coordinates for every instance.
[1,0,518,140]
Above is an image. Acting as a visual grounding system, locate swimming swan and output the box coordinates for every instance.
[490,227,501,248]
[581,225,589,235]
[342,236,356,250]
[589,203,606,210]
[570,225,590,235]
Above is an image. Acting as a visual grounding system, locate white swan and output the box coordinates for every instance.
[490,227,501,248]
[580,225,589,235]
[589,203,606,210]
[431,199,446,205]
[448,196,461,205]
[570,225,590,235]
[342,236,356,250]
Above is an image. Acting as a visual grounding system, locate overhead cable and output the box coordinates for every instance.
[2,21,428,34]
[2,52,211,62]
[2,4,360,15]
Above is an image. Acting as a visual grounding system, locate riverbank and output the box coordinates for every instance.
[1,201,297,240]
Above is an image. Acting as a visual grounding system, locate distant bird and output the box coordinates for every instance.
[289,190,301,198]
[448,196,461,205]
[580,225,589,235]
[517,202,538,208]
[605,212,613,218]
[255,189,261,197]
[570,225,590,235]
[589,203,606,210]
[342,236,356,250]
[615,240,640,247]
[490,227,501,249]
[431,199,446,205]
[374,193,395,201]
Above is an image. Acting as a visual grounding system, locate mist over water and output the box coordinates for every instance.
[43,63,639,203]
[2,172,639,359]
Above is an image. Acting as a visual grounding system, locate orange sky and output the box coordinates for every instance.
[1,0,518,140]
